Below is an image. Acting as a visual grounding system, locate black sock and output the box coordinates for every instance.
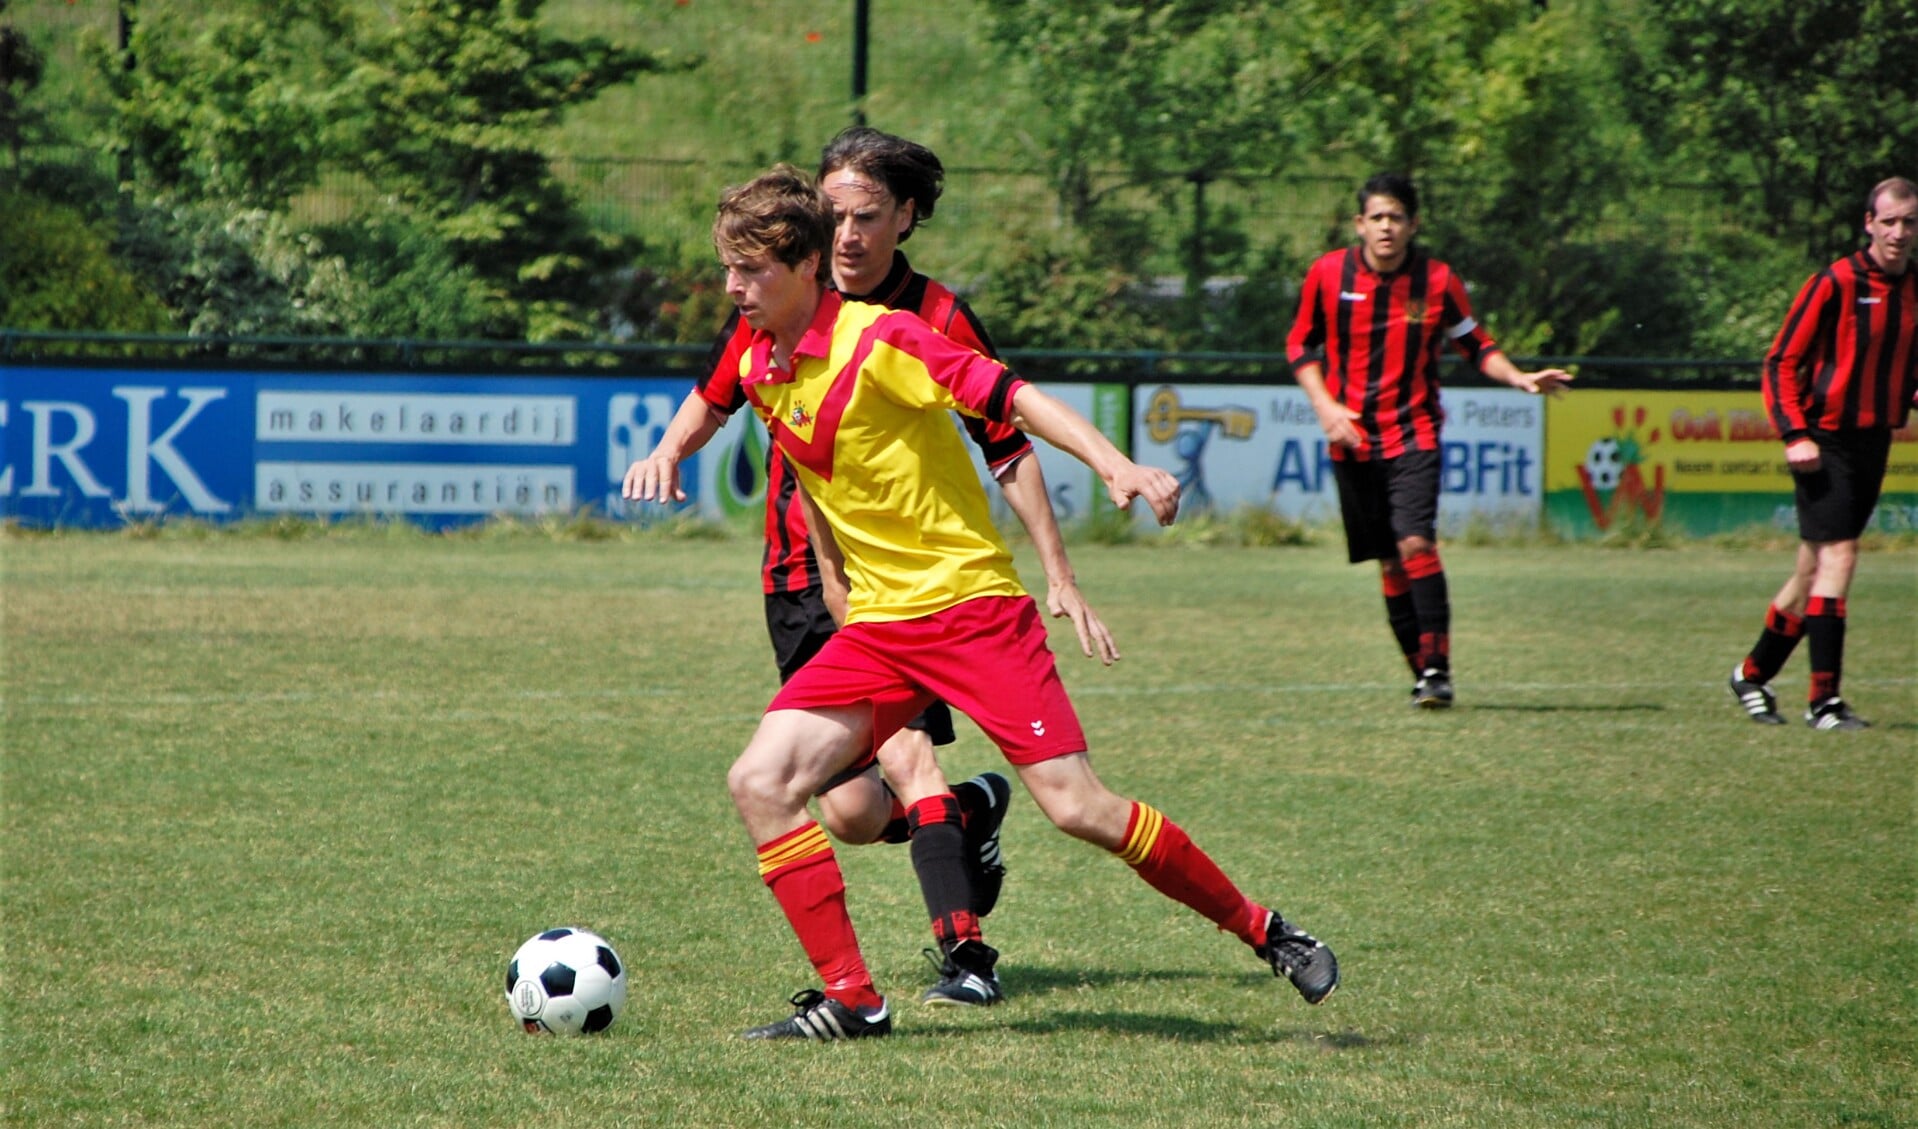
[1744,604,1804,685]
[907,794,979,948]
[1804,596,1845,706]
[1384,591,1420,675]
[1405,549,1450,673]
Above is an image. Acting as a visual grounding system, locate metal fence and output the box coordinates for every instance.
[0,328,1759,392]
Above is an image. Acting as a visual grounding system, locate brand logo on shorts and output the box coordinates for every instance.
[1030,720,1046,737]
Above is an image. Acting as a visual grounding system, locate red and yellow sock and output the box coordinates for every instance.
[758,822,882,1012]
[1115,802,1264,947]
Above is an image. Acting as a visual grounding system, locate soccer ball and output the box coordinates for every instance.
[505,927,628,1035]
[1583,438,1624,491]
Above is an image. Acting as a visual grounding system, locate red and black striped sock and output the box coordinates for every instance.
[907,794,981,951]
[1804,596,1846,706]
[1115,802,1264,947]
[1403,548,1450,673]
[758,823,882,1012]
[1381,565,1421,676]
[1741,603,1805,684]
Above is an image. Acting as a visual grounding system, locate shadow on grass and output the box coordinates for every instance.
[1467,702,1665,713]
[1005,965,1214,996]
[890,964,1398,1049]
[1006,1010,1373,1044]
[899,1006,1386,1048]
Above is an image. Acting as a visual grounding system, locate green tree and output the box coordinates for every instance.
[100,0,354,209]
[0,0,47,180]
[1641,0,1918,264]
[0,190,170,333]
[112,199,360,338]
[978,0,1302,349]
[340,0,693,340]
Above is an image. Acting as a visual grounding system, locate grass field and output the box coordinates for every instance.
[3,529,1912,1127]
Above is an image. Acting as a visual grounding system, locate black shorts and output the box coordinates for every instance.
[1331,448,1442,563]
[763,584,956,733]
[1793,429,1892,542]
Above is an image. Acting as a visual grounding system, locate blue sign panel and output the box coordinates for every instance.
[0,367,698,530]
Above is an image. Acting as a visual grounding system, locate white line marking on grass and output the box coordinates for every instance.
[8,676,1910,710]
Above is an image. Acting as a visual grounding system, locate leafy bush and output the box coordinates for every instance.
[0,190,170,333]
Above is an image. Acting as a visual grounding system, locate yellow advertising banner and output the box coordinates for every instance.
[1545,390,1918,536]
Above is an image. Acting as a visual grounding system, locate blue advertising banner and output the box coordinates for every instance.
[0,368,699,530]
[1130,384,1545,532]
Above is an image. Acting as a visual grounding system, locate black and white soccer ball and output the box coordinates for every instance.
[1584,438,1624,491]
[505,927,628,1035]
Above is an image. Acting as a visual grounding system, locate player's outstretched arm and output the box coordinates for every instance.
[621,392,727,504]
[1483,353,1573,397]
[997,454,1120,665]
[1008,384,1180,526]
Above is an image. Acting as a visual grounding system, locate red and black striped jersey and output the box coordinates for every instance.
[1764,251,1917,438]
[694,251,1032,594]
[1285,246,1502,461]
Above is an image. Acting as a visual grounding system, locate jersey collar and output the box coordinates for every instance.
[839,251,915,307]
[744,289,843,387]
[1356,244,1423,280]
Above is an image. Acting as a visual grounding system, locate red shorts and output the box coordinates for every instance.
[767,595,1088,765]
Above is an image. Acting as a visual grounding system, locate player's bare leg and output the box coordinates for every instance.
[730,707,890,1035]
[1014,753,1338,1004]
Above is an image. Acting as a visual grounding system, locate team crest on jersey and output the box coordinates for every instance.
[1404,299,1428,326]
[789,403,812,428]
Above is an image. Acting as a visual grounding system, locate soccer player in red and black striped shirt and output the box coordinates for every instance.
[624,130,1115,1005]
[1729,175,1917,731]
[1286,173,1571,708]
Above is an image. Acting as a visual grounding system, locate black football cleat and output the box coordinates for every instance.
[1806,697,1870,732]
[1412,668,1454,710]
[920,940,1004,1007]
[960,772,1011,917]
[1256,910,1339,1006]
[742,989,892,1041]
[1729,664,1786,725]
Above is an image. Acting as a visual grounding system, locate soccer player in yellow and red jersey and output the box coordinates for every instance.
[626,129,1113,1008]
[1729,175,1917,731]
[698,164,1338,1041]
[1287,173,1571,709]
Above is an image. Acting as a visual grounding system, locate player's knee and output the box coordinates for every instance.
[815,785,886,844]
[874,729,942,794]
[727,751,800,813]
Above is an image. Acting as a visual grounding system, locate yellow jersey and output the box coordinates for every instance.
[740,291,1029,624]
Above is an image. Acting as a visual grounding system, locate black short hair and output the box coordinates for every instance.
[817,126,945,243]
[1358,172,1420,219]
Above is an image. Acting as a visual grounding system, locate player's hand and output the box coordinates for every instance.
[1518,368,1574,397]
[1784,436,1822,473]
[1046,579,1120,665]
[1108,463,1181,526]
[622,453,685,503]
[1315,402,1364,449]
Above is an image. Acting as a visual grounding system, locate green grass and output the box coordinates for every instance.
[3,533,1913,1127]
